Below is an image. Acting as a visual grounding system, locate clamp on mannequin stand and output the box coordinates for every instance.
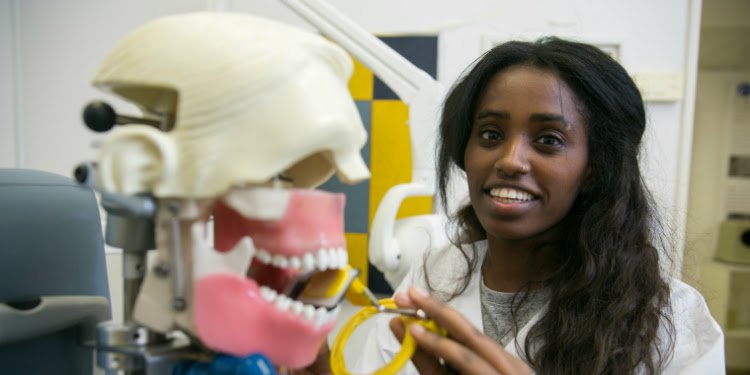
[74,159,213,375]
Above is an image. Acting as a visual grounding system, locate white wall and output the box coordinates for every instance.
[0,1,17,168]
[0,0,209,176]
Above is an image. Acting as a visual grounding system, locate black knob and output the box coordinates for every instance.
[83,101,117,132]
[73,164,88,183]
[742,229,750,247]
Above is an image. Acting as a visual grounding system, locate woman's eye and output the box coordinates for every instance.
[537,134,563,146]
[479,129,501,141]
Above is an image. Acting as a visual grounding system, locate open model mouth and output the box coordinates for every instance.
[215,186,348,318]
[192,186,348,366]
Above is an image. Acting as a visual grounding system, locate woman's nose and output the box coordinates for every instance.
[493,139,530,177]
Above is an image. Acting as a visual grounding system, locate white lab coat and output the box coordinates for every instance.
[351,241,725,374]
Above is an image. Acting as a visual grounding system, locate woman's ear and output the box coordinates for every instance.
[97,126,177,195]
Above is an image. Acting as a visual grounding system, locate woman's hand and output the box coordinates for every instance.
[390,287,531,375]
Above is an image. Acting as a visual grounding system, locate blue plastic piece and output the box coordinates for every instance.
[173,353,276,375]
[235,354,275,375]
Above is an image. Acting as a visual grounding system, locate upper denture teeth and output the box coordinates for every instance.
[253,247,348,271]
[327,248,338,266]
[257,250,272,264]
[316,250,330,271]
[339,249,349,267]
[289,256,301,269]
[302,253,316,272]
[272,254,289,268]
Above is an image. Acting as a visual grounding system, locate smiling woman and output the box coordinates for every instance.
[349,37,725,375]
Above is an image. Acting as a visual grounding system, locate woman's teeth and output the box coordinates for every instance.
[255,247,348,272]
[489,187,534,201]
[259,286,341,327]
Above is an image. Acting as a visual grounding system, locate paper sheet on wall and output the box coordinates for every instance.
[725,82,750,217]
[725,178,750,216]
[731,82,750,155]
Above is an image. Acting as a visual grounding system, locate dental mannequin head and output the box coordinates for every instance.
[95,12,369,196]
[92,12,369,368]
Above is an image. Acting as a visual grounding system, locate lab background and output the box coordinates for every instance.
[1,0,749,372]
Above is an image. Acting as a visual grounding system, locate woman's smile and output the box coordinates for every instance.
[484,186,539,217]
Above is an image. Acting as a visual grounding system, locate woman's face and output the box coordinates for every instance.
[464,65,589,243]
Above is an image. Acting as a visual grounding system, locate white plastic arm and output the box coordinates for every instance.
[281,0,445,278]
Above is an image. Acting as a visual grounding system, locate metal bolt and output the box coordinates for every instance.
[154,262,170,278]
[172,298,187,311]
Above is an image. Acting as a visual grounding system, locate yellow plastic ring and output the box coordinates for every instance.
[330,298,445,375]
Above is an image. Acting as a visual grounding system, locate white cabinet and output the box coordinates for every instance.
[702,261,750,369]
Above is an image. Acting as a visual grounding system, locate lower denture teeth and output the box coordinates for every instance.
[260,286,277,302]
[275,296,291,311]
[303,305,315,321]
[291,301,303,315]
[314,307,328,327]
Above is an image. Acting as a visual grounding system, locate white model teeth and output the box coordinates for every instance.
[259,286,341,327]
[260,286,278,301]
[316,250,329,270]
[490,188,533,201]
[255,247,348,271]
[289,256,301,269]
[272,254,289,268]
[275,296,291,311]
[303,305,315,321]
[257,250,272,264]
[291,301,304,315]
[315,307,329,327]
[302,253,316,272]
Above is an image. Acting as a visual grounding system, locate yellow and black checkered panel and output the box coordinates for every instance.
[319,35,438,293]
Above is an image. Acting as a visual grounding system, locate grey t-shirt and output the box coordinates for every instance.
[480,278,549,346]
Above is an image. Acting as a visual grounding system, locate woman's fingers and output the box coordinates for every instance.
[408,323,500,374]
[406,287,531,375]
[393,291,415,308]
[389,317,450,375]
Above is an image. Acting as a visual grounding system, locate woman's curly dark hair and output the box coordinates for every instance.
[432,37,674,374]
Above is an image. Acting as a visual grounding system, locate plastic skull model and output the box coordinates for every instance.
[92,12,369,368]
